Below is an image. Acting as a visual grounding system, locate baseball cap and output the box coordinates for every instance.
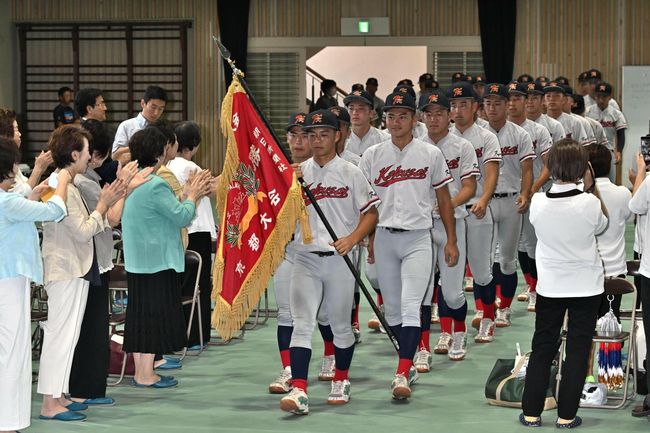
[384,92,416,112]
[517,74,534,83]
[578,71,589,83]
[526,81,544,95]
[286,112,307,131]
[419,73,434,83]
[451,72,467,83]
[586,68,602,82]
[473,74,485,85]
[543,81,565,94]
[561,84,574,96]
[343,89,374,107]
[418,90,450,110]
[484,83,509,99]
[507,82,529,97]
[397,78,414,87]
[595,82,613,96]
[366,77,378,86]
[571,94,585,114]
[328,106,350,124]
[536,75,550,86]
[393,85,416,98]
[463,74,473,83]
[555,76,570,86]
[448,82,477,100]
[304,110,339,130]
[351,83,364,92]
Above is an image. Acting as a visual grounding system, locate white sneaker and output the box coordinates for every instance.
[471,310,484,330]
[495,296,501,308]
[431,303,440,324]
[475,318,495,343]
[414,350,432,373]
[495,307,512,328]
[433,332,452,354]
[408,365,419,385]
[448,332,467,361]
[280,388,309,415]
[527,292,537,312]
[318,355,335,381]
[464,276,474,292]
[269,367,292,394]
[368,313,380,330]
[391,373,411,400]
[353,325,362,344]
[327,379,351,405]
[517,285,530,301]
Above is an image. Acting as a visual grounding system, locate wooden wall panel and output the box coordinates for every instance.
[12,0,224,173]
[387,0,480,36]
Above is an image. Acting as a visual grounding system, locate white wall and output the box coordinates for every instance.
[306,46,427,101]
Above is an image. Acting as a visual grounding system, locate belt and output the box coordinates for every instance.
[492,192,518,198]
[383,227,409,233]
[309,251,335,257]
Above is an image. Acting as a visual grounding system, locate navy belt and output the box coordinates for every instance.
[492,192,518,198]
[384,227,409,233]
[309,251,335,257]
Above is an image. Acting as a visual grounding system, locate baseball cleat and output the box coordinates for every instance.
[448,332,467,361]
[431,303,440,324]
[527,292,537,312]
[475,318,495,343]
[464,276,474,292]
[318,355,335,381]
[517,285,530,301]
[414,350,432,373]
[408,365,419,385]
[280,388,309,415]
[353,325,362,344]
[495,307,512,328]
[269,367,292,394]
[433,332,452,354]
[391,374,411,400]
[471,310,484,329]
[327,379,351,405]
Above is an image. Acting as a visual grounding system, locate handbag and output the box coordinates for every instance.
[485,353,557,410]
[108,333,135,376]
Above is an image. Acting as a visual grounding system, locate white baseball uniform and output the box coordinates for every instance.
[584,94,620,111]
[550,112,589,145]
[290,156,380,350]
[531,113,566,145]
[584,115,608,147]
[571,113,597,145]
[585,104,627,151]
[345,126,390,157]
[475,117,490,129]
[339,149,361,166]
[413,121,428,139]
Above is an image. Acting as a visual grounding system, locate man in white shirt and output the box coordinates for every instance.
[112,85,167,164]
[544,83,590,145]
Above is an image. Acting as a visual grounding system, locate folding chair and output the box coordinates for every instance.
[107,264,129,386]
[555,277,638,409]
[179,250,204,360]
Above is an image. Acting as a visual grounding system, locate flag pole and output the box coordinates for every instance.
[213,36,399,352]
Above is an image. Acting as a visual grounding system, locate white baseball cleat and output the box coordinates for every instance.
[471,310,484,329]
[433,332,452,354]
[327,379,351,405]
[495,307,512,328]
[414,350,432,373]
[475,318,495,343]
[527,291,537,312]
[280,388,309,415]
[448,332,467,361]
[517,285,530,301]
[368,313,380,330]
[391,373,411,400]
[408,365,419,385]
[269,367,292,394]
[318,355,335,381]
[464,276,474,292]
[431,303,440,324]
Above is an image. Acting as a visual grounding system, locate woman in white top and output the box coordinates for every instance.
[521,138,608,429]
[167,121,217,348]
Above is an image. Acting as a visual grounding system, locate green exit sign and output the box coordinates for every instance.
[358,20,369,33]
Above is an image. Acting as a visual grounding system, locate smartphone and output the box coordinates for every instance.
[642,135,650,166]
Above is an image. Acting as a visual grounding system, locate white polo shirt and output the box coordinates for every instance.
[594,177,632,277]
[112,112,148,153]
[360,138,452,230]
[450,122,502,205]
[517,119,553,179]
[532,113,566,144]
[634,172,650,254]
[531,183,607,298]
[345,126,390,157]
[585,104,627,151]
[294,155,380,252]
[487,121,536,194]
[422,132,480,219]
[628,175,650,277]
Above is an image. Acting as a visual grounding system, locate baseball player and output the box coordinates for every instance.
[279,110,380,414]
[416,90,479,369]
[507,83,553,312]
[449,82,502,342]
[270,112,341,393]
[517,74,534,84]
[473,75,486,98]
[484,83,535,327]
[535,76,550,87]
[342,90,389,331]
[585,82,627,184]
[572,94,608,147]
[393,85,428,139]
[525,81,566,144]
[562,84,597,146]
[583,68,621,110]
[360,91,458,400]
[544,82,590,145]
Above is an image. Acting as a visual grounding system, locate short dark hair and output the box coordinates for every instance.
[143,85,168,103]
[74,88,103,117]
[82,119,112,159]
[150,119,176,145]
[174,121,201,152]
[0,108,17,138]
[571,94,585,115]
[129,127,166,168]
[587,143,612,178]
[58,86,73,97]
[321,79,336,93]
[0,137,20,182]
[49,125,91,169]
[547,138,588,182]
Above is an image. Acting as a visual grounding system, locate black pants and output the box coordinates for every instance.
[185,232,213,346]
[522,293,601,420]
[69,272,110,399]
[638,275,650,405]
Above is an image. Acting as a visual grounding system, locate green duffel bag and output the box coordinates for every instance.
[485,354,557,410]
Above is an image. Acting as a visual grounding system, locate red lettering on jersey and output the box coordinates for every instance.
[302,182,350,206]
[446,157,460,170]
[373,165,429,187]
[475,147,484,158]
[601,121,615,128]
[532,139,538,150]
[500,145,519,156]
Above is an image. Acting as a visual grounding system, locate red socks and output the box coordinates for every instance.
[529,277,537,293]
[440,317,453,334]
[292,378,307,392]
[466,263,473,278]
[475,298,484,312]
[323,341,335,357]
[333,368,349,381]
[377,294,384,306]
[499,296,513,309]
[396,358,412,376]
[419,330,431,352]
[483,303,495,320]
[454,320,466,333]
[280,349,290,369]
[523,273,532,288]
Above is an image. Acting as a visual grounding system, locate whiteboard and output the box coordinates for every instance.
[622,66,650,186]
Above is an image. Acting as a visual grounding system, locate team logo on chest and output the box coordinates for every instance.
[500,145,519,156]
[475,147,484,158]
[374,165,429,187]
[302,182,350,206]
[446,156,460,170]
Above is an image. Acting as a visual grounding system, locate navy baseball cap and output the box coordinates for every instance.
[328,106,350,124]
[543,81,565,94]
[517,74,534,83]
[507,82,529,97]
[536,75,550,85]
[555,76,570,86]
[351,83,364,92]
[561,84,574,96]
[304,110,339,130]
[484,83,509,100]
[526,81,544,95]
[384,92,416,112]
[286,112,307,131]
[419,72,434,82]
[587,68,602,82]
[578,71,589,83]
[473,74,485,85]
[343,89,374,107]
[397,78,414,87]
[418,90,450,110]
[448,82,477,100]
[393,85,416,98]
[595,82,613,96]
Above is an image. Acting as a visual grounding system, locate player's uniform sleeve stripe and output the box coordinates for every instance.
[360,197,381,214]
[540,147,552,156]
[616,124,627,130]
[460,169,481,180]
[519,152,536,161]
[483,156,502,164]
[432,176,453,189]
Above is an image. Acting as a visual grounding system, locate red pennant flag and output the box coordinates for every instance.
[212,77,311,340]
